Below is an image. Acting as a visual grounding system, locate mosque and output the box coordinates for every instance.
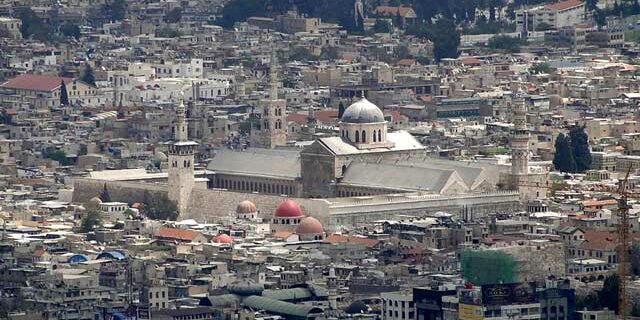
[208,96,505,199]
[73,91,533,228]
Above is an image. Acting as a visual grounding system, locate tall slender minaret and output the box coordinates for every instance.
[250,52,287,148]
[511,96,529,176]
[168,93,197,216]
[236,66,246,100]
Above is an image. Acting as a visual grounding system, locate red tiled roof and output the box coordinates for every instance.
[325,234,380,248]
[546,0,583,11]
[287,109,339,125]
[0,74,73,92]
[397,58,416,66]
[579,230,617,251]
[154,227,203,242]
[287,113,307,125]
[374,6,416,17]
[273,231,294,239]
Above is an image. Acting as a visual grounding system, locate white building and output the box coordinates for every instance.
[381,291,415,320]
[0,17,22,39]
[516,0,585,35]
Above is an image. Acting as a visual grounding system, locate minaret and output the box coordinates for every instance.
[236,66,246,100]
[250,52,287,148]
[511,96,529,176]
[307,106,316,137]
[168,93,197,216]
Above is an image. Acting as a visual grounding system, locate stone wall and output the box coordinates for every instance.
[73,178,168,204]
[185,187,319,222]
[72,178,321,222]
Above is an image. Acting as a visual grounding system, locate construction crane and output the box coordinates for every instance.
[615,166,631,320]
[517,167,635,318]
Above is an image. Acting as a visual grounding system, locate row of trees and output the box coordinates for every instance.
[553,126,592,173]
[80,187,178,233]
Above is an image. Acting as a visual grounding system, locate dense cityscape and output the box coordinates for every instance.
[1,0,640,319]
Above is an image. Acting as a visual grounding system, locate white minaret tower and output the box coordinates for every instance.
[168,93,197,215]
[511,96,529,176]
[250,52,287,148]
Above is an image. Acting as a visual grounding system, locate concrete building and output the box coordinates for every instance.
[382,291,415,320]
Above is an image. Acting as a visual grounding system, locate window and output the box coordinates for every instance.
[361,130,366,143]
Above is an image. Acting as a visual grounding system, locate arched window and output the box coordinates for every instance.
[342,165,347,176]
[183,160,187,167]
[355,130,359,143]
[361,130,366,143]
[378,129,382,142]
[373,131,377,142]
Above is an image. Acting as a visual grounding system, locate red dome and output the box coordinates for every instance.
[275,200,303,218]
[296,217,324,234]
[212,234,233,244]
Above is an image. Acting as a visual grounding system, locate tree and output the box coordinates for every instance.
[156,27,181,38]
[60,22,80,39]
[631,243,640,276]
[488,35,522,53]
[81,64,96,86]
[80,209,102,233]
[338,101,345,119]
[553,133,576,173]
[104,0,126,21]
[140,191,179,221]
[289,46,316,61]
[535,22,553,31]
[529,62,551,74]
[599,274,619,313]
[164,7,182,23]
[373,19,392,33]
[16,6,52,41]
[569,125,592,173]
[45,147,73,166]
[586,0,598,11]
[99,183,112,202]
[431,18,460,61]
[319,46,339,60]
[59,80,69,106]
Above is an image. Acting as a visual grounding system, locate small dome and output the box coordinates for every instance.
[296,216,324,234]
[341,97,385,124]
[89,197,102,205]
[212,234,233,244]
[236,200,257,214]
[227,279,264,296]
[154,152,168,162]
[275,200,303,218]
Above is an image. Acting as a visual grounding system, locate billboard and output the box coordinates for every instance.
[481,282,537,305]
[459,303,483,320]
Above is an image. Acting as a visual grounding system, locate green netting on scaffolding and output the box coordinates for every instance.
[460,249,518,285]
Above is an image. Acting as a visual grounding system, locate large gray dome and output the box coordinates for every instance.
[341,98,385,124]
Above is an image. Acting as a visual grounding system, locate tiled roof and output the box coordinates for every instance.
[154,227,203,241]
[579,230,617,251]
[546,0,583,11]
[0,74,73,92]
[374,6,416,18]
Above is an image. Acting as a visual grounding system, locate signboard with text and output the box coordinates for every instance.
[481,282,537,305]
[459,303,483,320]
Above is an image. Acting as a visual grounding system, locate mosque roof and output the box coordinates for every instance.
[207,148,300,179]
[315,130,424,156]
